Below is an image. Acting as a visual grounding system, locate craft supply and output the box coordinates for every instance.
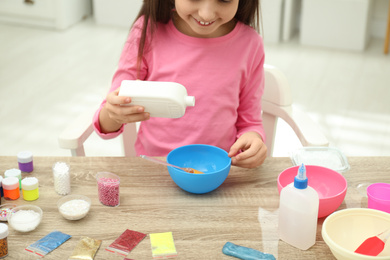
[278,164,319,250]
[149,232,177,259]
[25,231,71,257]
[59,199,90,220]
[9,209,41,232]
[367,183,390,213]
[0,223,9,258]
[69,236,102,260]
[222,242,276,260]
[118,80,195,118]
[4,168,22,189]
[355,229,390,256]
[21,177,39,201]
[52,162,71,195]
[96,172,120,207]
[140,155,203,174]
[2,177,20,200]
[17,151,34,172]
[106,229,146,256]
[0,176,3,197]
[0,205,15,221]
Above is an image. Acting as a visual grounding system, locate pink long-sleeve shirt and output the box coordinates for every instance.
[93,18,265,156]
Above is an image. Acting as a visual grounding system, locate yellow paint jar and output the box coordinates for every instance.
[21,177,39,201]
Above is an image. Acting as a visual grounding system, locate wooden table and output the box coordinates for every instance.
[1,156,389,259]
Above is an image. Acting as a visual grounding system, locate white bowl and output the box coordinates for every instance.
[8,205,42,232]
[57,194,91,220]
[322,208,390,259]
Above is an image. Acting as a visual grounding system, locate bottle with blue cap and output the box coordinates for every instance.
[278,164,319,250]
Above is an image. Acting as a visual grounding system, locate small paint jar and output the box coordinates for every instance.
[0,176,3,197]
[2,177,20,200]
[21,177,39,201]
[17,151,34,173]
[4,169,21,189]
[0,223,9,258]
[52,162,71,195]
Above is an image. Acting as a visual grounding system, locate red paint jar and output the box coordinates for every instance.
[2,177,20,200]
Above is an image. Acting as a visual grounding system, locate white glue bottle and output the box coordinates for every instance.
[278,164,319,250]
[118,80,195,118]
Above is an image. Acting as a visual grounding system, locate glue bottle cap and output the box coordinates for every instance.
[294,164,308,189]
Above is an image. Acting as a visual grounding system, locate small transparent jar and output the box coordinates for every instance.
[96,172,120,207]
[0,223,9,258]
[52,162,71,195]
[0,176,3,197]
[4,169,21,190]
[17,151,34,173]
[2,177,20,200]
[22,177,39,201]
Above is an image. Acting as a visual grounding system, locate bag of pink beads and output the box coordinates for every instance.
[96,172,120,207]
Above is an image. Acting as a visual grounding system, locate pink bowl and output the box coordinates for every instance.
[277,165,347,218]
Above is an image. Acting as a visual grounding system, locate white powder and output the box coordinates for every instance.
[10,209,41,232]
[59,199,90,220]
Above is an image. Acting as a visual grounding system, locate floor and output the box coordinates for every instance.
[1,17,389,159]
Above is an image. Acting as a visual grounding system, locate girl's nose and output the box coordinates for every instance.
[198,2,216,22]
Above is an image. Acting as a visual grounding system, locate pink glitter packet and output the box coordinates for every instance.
[96,172,120,207]
[106,229,146,256]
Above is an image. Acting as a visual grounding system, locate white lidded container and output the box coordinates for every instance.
[118,80,195,118]
[278,164,319,250]
[4,169,21,189]
[52,162,71,196]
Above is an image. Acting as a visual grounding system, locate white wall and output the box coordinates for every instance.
[370,0,389,38]
[92,0,142,28]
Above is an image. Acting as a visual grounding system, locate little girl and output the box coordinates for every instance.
[93,0,267,168]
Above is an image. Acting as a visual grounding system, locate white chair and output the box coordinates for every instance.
[58,64,329,157]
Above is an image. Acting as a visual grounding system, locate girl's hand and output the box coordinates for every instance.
[99,89,150,133]
[228,132,267,168]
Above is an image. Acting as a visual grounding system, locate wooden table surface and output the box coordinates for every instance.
[1,156,389,260]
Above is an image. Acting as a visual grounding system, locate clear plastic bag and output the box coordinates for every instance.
[25,231,71,257]
[105,229,146,256]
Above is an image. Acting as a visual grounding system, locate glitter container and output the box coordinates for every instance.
[2,177,20,200]
[0,223,9,258]
[17,151,34,173]
[96,172,120,207]
[0,204,16,221]
[21,177,39,201]
[52,162,71,195]
[4,169,21,189]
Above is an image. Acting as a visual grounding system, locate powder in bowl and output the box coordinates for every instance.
[57,195,91,220]
[9,208,42,232]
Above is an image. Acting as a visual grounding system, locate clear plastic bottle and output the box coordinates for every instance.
[118,80,195,118]
[278,164,319,250]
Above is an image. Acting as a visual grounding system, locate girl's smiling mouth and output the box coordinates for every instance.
[193,17,216,26]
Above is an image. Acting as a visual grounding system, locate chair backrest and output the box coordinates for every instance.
[121,64,295,157]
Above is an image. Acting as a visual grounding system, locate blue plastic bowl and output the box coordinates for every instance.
[166,144,231,194]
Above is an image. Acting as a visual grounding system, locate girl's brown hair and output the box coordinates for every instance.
[133,0,262,77]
